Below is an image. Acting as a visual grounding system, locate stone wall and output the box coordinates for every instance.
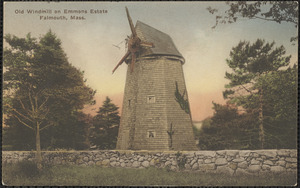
[2,149,297,175]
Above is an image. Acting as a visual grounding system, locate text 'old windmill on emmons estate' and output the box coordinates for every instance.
[113,7,197,151]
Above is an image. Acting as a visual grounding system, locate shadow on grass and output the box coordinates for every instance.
[2,162,297,186]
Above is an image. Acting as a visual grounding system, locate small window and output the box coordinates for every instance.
[147,131,156,138]
[128,100,131,107]
[147,95,156,103]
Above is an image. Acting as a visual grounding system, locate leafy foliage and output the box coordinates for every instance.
[207,1,298,43]
[224,39,290,108]
[44,112,91,150]
[197,103,260,150]
[3,112,90,150]
[3,31,95,156]
[174,81,190,114]
[225,39,290,90]
[198,40,296,150]
[175,151,187,170]
[258,66,297,149]
[223,39,293,148]
[90,97,120,149]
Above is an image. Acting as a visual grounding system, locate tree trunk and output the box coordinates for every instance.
[258,88,265,149]
[36,122,43,170]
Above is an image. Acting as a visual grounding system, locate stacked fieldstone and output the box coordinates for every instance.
[2,149,297,175]
[183,150,297,176]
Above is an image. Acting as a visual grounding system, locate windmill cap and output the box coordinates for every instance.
[135,21,185,63]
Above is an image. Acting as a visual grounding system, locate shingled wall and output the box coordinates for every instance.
[116,56,197,150]
[2,149,297,176]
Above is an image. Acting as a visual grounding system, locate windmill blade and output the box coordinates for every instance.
[140,41,155,48]
[112,51,131,74]
[112,44,121,49]
[125,7,137,37]
[130,53,136,73]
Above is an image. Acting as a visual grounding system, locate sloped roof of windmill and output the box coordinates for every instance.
[135,21,184,60]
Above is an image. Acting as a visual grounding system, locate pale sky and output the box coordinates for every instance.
[3,2,298,121]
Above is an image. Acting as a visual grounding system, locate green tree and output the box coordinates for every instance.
[207,1,298,43]
[3,118,35,151]
[90,97,120,149]
[197,102,259,150]
[258,66,297,148]
[3,31,95,169]
[3,111,91,151]
[45,112,91,150]
[223,39,291,148]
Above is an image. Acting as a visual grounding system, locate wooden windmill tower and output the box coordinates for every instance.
[114,7,197,151]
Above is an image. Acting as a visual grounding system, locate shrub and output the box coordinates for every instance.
[175,151,187,170]
[16,160,40,178]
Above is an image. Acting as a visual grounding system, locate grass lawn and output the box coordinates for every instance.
[2,162,297,186]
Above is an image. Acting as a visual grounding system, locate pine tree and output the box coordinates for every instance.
[90,97,120,149]
[223,39,291,149]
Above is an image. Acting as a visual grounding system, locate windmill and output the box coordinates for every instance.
[115,7,197,151]
[112,7,154,74]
